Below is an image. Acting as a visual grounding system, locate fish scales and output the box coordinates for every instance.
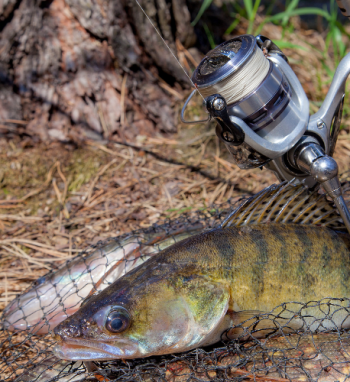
[171,225,350,311]
[53,223,350,361]
[125,225,350,309]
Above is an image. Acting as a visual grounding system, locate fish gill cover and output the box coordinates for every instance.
[2,179,350,382]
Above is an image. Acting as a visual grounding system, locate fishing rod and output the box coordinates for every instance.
[135,0,350,234]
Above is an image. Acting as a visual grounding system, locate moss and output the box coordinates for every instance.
[0,142,111,216]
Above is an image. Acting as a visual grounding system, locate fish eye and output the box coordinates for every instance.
[105,307,131,333]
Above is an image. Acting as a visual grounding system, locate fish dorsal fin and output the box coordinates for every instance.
[221,180,345,230]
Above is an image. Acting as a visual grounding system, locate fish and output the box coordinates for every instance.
[2,225,204,334]
[52,181,350,361]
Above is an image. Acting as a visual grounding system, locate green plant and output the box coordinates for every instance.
[203,23,216,49]
[191,0,213,27]
[192,0,327,35]
[192,0,266,35]
[192,0,348,51]
[323,0,349,69]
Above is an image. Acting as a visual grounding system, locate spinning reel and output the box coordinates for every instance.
[181,28,350,232]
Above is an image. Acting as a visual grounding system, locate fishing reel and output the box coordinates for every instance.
[181,34,350,233]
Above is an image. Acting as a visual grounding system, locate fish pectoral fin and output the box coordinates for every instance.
[226,310,305,340]
[179,277,230,349]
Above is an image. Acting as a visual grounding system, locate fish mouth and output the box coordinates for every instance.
[53,337,139,361]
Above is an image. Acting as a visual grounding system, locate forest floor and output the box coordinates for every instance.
[1,19,350,315]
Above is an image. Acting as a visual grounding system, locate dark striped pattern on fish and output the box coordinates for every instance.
[53,224,350,361]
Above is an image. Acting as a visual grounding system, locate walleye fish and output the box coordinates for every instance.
[2,226,203,334]
[52,182,350,361]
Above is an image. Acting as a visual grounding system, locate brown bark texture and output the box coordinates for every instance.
[0,0,196,142]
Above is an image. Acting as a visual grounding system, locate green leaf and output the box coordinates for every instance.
[252,0,261,17]
[191,0,213,26]
[247,0,261,34]
[243,0,253,19]
[288,0,299,10]
[265,7,330,23]
[225,17,241,35]
[203,23,216,49]
[335,20,350,39]
[272,40,308,51]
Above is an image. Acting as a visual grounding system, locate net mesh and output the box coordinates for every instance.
[2,179,350,382]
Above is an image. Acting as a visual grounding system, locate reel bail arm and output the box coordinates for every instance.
[206,94,245,146]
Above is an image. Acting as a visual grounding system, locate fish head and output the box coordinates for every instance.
[53,257,230,360]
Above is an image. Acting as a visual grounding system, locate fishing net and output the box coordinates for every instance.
[2,179,350,382]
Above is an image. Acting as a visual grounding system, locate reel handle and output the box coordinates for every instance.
[294,142,350,233]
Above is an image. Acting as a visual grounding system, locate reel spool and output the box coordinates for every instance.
[182,35,309,170]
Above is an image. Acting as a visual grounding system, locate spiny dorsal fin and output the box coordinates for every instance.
[221,180,345,230]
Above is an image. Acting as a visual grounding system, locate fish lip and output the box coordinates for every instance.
[53,337,139,360]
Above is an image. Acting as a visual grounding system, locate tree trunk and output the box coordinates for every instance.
[0,0,196,142]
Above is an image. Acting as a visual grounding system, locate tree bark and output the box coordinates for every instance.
[0,0,196,142]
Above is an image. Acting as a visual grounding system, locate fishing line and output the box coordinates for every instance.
[133,0,205,101]
[199,47,270,104]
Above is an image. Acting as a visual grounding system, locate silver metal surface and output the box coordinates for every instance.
[308,53,350,154]
[226,62,281,118]
[317,121,325,129]
[265,159,318,188]
[310,156,339,183]
[182,36,348,179]
[227,63,292,136]
[180,89,210,124]
[296,143,325,174]
[286,136,319,171]
[312,160,350,235]
[213,98,225,110]
[290,142,350,234]
[269,54,350,184]
[226,54,308,160]
[192,35,256,88]
[226,61,292,135]
[334,195,350,234]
